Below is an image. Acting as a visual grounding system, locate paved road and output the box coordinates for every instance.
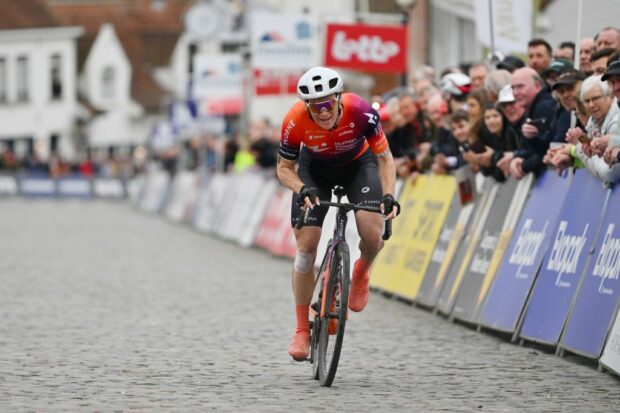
[1,199,619,412]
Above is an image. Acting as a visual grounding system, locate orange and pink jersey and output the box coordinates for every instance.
[279,93,389,165]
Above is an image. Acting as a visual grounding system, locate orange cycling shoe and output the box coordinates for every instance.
[349,258,370,312]
[288,330,310,361]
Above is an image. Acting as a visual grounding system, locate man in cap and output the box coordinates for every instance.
[591,48,617,76]
[550,70,587,143]
[541,59,573,88]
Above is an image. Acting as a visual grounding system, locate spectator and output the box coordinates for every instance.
[554,41,575,61]
[426,94,462,174]
[484,69,512,102]
[591,48,617,75]
[550,70,587,143]
[596,27,620,51]
[466,87,489,142]
[527,38,553,74]
[477,103,519,181]
[497,55,526,73]
[579,37,596,74]
[497,85,526,127]
[504,67,556,178]
[602,60,620,163]
[439,72,471,113]
[559,75,620,183]
[469,62,490,89]
[388,92,429,174]
[431,109,469,174]
[541,59,573,88]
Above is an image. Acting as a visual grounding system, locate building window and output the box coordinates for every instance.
[0,58,6,104]
[51,54,63,100]
[102,66,116,100]
[16,56,29,103]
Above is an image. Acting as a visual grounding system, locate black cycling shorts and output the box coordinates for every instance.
[291,147,383,228]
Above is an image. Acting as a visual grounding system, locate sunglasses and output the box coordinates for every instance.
[306,96,339,114]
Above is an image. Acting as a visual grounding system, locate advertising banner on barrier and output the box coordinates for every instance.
[436,179,497,315]
[561,184,619,358]
[139,170,171,213]
[19,175,57,197]
[93,178,126,199]
[193,174,227,233]
[56,176,93,198]
[479,170,572,333]
[255,187,294,256]
[238,178,280,248]
[370,175,455,299]
[452,178,524,323]
[519,170,607,345]
[417,195,463,307]
[600,310,620,375]
[419,202,475,308]
[0,174,18,195]
[164,171,199,222]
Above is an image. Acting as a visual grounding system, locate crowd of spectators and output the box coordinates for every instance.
[0,146,139,180]
[376,26,620,186]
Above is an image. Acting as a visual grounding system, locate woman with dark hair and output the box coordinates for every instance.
[476,102,519,181]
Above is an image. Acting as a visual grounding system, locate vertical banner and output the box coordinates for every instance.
[371,177,427,292]
[436,178,497,315]
[250,12,319,70]
[473,0,534,55]
[519,171,607,345]
[452,178,522,323]
[416,195,463,307]
[417,202,475,308]
[479,170,572,333]
[324,23,407,73]
[560,185,619,358]
[371,175,455,299]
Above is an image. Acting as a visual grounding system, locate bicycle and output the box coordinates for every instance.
[295,186,392,387]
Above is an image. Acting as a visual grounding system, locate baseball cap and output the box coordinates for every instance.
[498,84,515,103]
[542,59,574,77]
[551,69,587,90]
[602,60,620,81]
[497,55,526,72]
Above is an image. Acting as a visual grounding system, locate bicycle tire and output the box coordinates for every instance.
[317,242,350,387]
[310,249,330,381]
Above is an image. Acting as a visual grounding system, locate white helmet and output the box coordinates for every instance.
[297,66,343,100]
[439,73,472,97]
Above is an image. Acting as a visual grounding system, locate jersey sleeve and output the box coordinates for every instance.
[363,107,390,155]
[278,105,303,161]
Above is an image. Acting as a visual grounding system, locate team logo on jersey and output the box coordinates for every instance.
[350,122,355,128]
[364,113,377,125]
[361,186,370,193]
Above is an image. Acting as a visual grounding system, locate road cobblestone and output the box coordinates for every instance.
[0,199,619,412]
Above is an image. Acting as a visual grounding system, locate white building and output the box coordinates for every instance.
[81,23,147,149]
[0,0,82,161]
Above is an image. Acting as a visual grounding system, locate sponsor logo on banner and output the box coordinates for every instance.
[20,177,56,196]
[508,219,549,279]
[324,23,407,73]
[253,69,302,96]
[546,221,589,288]
[593,224,620,294]
[58,179,92,197]
[251,13,318,70]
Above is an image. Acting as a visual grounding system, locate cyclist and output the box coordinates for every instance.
[276,66,400,361]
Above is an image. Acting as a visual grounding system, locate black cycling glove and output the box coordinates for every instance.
[297,185,319,207]
[382,194,401,216]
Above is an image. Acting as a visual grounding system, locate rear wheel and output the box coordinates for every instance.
[317,242,350,387]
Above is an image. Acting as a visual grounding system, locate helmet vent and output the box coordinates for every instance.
[328,78,338,89]
[314,84,323,92]
[312,75,322,81]
[299,86,309,94]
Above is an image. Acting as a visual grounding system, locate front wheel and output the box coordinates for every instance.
[317,242,350,387]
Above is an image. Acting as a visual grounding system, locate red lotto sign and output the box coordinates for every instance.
[324,23,407,73]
